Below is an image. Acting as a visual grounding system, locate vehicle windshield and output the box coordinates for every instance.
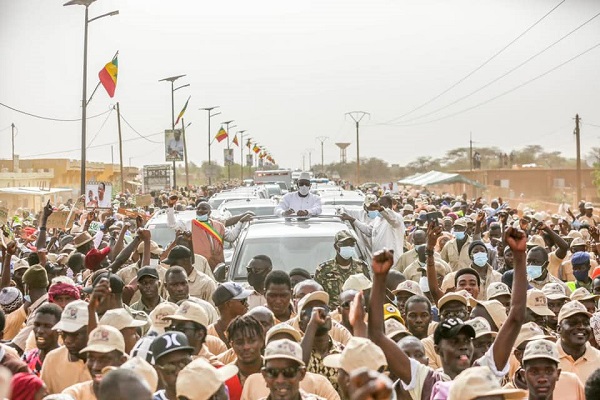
[231,236,360,280]
[222,206,276,217]
[320,197,365,206]
[147,225,176,249]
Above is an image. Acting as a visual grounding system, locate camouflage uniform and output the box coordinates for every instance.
[314,258,369,308]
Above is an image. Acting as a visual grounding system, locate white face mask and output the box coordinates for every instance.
[149,258,159,266]
[298,186,310,196]
[419,276,430,292]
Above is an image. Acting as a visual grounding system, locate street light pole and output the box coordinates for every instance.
[346,111,370,185]
[222,120,234,181]
[159,74,187,189]
[238,130,247,180]
[64,0,118,195]
[316,136,328,175]
[200,106,220,185]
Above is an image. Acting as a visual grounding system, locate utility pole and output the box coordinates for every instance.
[116,102,124,193]
[316,136,328,175]
[302,153,306,171]
[346,111,370,185]
[222,120,234,181]
[199,106,221,185]
[575,114,582,201]
[10,123,15,172]
[469,132,473,171]
[182,119,190,189]
[238,130,247,180]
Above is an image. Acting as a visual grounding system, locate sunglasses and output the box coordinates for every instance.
[263,367,300,379]
[297,182,311,187]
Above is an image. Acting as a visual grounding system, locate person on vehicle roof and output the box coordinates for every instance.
[275,172,322,217]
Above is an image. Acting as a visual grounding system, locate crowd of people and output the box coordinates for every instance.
[0,177,599,400]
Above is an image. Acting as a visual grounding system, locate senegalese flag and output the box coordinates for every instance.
[98,54,118,98]
[232,134,239,146]
[174,96,190,126]
[215,126,228,143]
[253,144,261,154]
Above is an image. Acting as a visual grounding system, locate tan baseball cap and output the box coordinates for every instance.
[571,237,586,247]
[486,282,510,300]
[453,218,467,227]
[120,356,159,392]
[448,366,528,400]
[570,287,599,302]
[514,322,555,349]
[523,339,560,364]
[323,337,387,373]
[297,291,329,316]
[466,317,497,339]
[527,235,546,248]
[80,325,125,354]
[263,339,305,366]
[148,302,178,334]
[542,283,569,301]
[473,300,508,329]
[437,290,470,310]
[526,289,555,317]
[52,300,90,333]
[99,308,148,331]
[177,358,238,400]
[265,323,303,343]
[384,318,410,340]
[558,300,592,324]
[166,300,209,327]
[392,280,423,297]
[136,240,163,256]
[342,274,372,292]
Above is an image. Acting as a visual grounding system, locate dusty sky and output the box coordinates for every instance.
[1,0,599,172]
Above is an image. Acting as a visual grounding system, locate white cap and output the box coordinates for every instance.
[52,300,90,333]
[177,358,238,400]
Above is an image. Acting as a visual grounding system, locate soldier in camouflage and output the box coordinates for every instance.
[314,230,370,308]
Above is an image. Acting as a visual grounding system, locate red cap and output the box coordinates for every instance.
[85,246,111,271]
[592,266,600,280]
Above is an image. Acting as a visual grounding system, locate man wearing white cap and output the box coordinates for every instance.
[259,339,324,400]
[275,172,322,217]
[177,358,238,400]
[578,202,600,226]
[62,325,128,399]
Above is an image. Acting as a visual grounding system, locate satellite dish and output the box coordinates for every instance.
[585,154,597,168]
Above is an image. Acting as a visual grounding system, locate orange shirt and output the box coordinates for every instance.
[63,380,96,400]
[41,346,92,394]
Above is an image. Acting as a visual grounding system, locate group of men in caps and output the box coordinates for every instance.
[3,183,600,400]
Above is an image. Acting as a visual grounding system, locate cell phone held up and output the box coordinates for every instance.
[426,211,441,226]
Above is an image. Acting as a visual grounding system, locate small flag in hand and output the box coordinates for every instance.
[98,54,118,98]
[215,127,228,143]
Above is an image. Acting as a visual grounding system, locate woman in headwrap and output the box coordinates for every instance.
[10,372,47,400]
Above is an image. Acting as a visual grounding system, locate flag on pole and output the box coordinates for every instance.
[253,144,260,154]
[215,126,228,142]
[174,96,190,126]
[232,134,239,146]
[98,54,118,98]
[246,139,252,148]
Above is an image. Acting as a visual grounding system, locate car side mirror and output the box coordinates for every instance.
[213,263,229,283]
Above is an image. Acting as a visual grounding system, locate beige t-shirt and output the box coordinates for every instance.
[63,380,96,400]
[242,372,339,400]
[41,346,92,394]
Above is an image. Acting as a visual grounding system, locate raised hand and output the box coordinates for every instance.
[43,200,53,219]
[426,222,443,250]
[168,195,178,208]
[349,291,366,328]
[504,226,527,254]
[372,249,394,276]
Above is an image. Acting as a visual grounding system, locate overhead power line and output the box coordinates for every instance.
[0,102,112,122]
[384,0,568,124]
[119,113,162,144]
[389,10,600,124]
[385,41,600,127]
[87,108,114,148]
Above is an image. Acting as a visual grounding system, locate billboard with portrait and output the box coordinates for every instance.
[165,129,184,161]
[85,182,113,209]
[224,148,234,166]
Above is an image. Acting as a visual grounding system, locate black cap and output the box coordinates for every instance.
[137,266,160,280]
[151,331,194,361]
[433,318,476,345]
[83,271,125,294]
[163,245,192,265]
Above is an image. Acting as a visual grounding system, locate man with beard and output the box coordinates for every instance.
[23,303,62,376]
[41,300,92,394]
[246,255,273,309]
[224,315,265,400]
[556,300,600,384]
[404,295,432,340]
[264,271,294,323]
[62,325,127,399]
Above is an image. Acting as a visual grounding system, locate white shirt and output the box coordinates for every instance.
[167,138,184,158]
[275,192,322,216]
[341,207,374,261]
[354,208,405,264]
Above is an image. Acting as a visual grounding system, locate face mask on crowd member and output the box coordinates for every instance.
[452,219,467,241]
[469,242,489,269]
[526,246,549,281]
[571,251,592,283]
